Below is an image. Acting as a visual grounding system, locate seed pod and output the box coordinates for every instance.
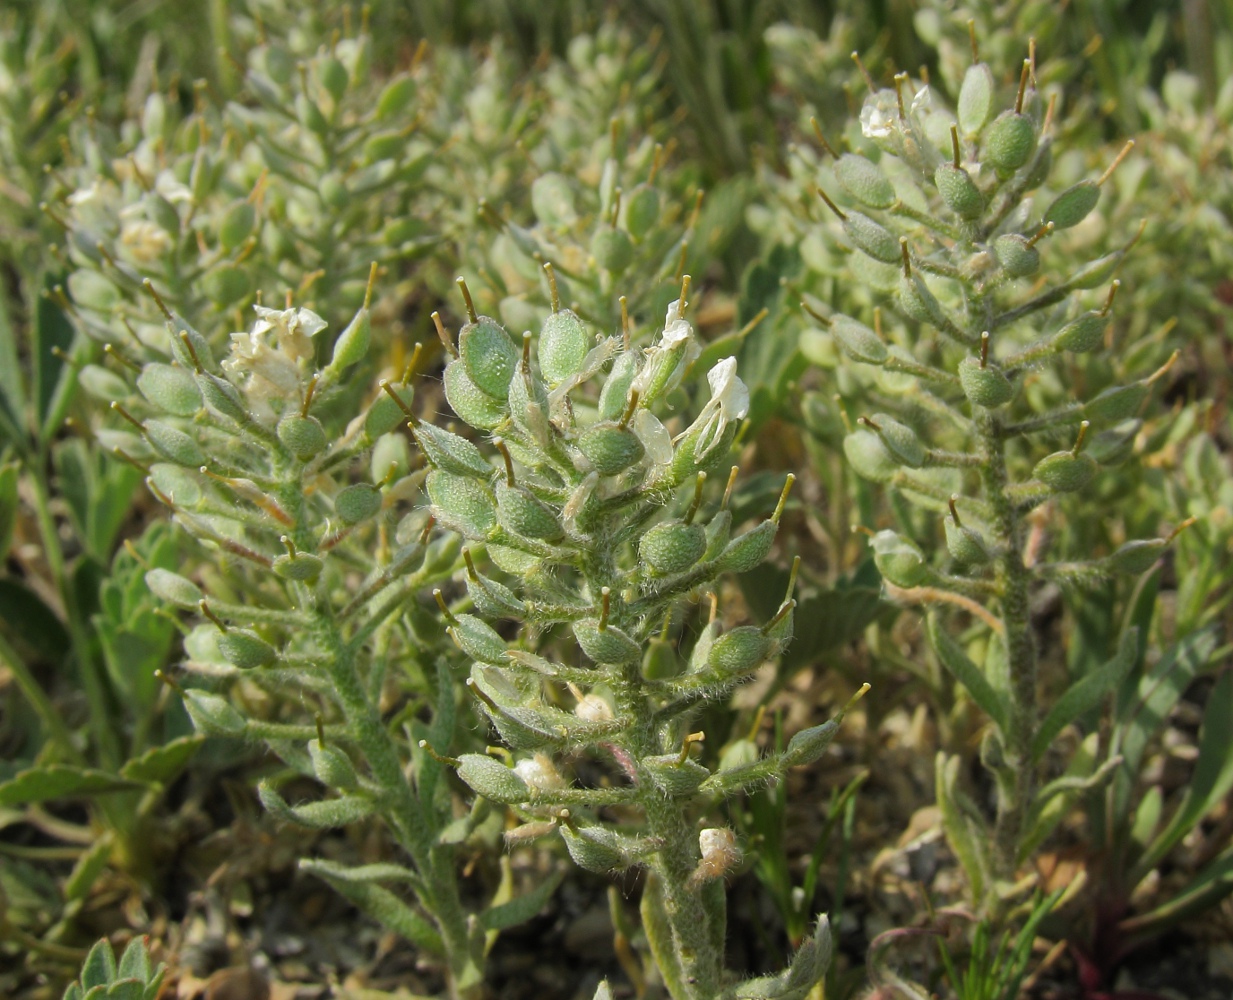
[703,508,732,560]
[79,364,130,403]
[983,112,1037,174]
[364,129,407,164]
[426,471,497,539]
[944,518,991,565]
[318,172,347,210]
[273,414,325,461]
[644,755,710,796]
[844,428,897,482]
[1110,539,1167,574]
[218,629,277,669]
[597,352,638,421]
[1034,451,1097,492]
[591,227,633,273]
[273,552,325,580]
[845,212,901,264]
[145,568,203,608]
[413,423,492,477]
[640,520,707,575]
[309,739,358,790]
[219,200,256,252]
[708,627,771,676]
[147,463,202,507]
[897,272,947,327]
[377,76,416,119]
[624,183,660,240]
[336,483,383,524]
[869,413,924,467]
[371,433,409,483]
[935,164,984,219]
[560,825,625,873]
[573,619,641,665]
[782,719,840,768]
[958,357,1013,408]
[870,530,926,588]
[444,361,508,430]
[146,421,205,467]
[466,569,525,619]
[718,520,777,574]
[538,309,590,385]
[459,317,519,401]
[366,384,413,439]
[1044,181,1100,230]
[993,234,1040,278]
[1053,312,1106,353]
[197,372,249,423]
[642,632,681,680]
[1085,383,1148,425]
[184,689,246,736]
[456,754,528,805]
[957,63,995,135]
[831,315,888,365]
[1088,420,1140,466]
[138,364,202,416]
[68,270,119,312]
[578,422,645,475]
[1068,252,1123,290]
[449,614,508,664]
[202,265,252,308]
[329,306,371,373]
[319,56,349,102]
[166,316,218,375]
[496,482,562,540]
[531,173,577,228]
[834,154,895,209]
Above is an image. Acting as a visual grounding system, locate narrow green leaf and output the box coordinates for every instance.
[1119,845,1233,940]
[0,765,143,806]
[935,753,987,902]
[640,873,691,1000]
[33,279,76,439]
[0,288,26,443]
[927,615,1008,732]
[300,859,443,955]
[0,577,70,664]
[0,462,18,564]
[64,833,113,904]
[481,867,564,932]
[119,736,205,785]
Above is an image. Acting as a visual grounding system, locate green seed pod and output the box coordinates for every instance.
[945,518,991,565]
[708,627,771,676]
[668,422,738,486]
[644,755,710,796]
[197,372,248,423]
[591,226,633,273]
[336,483,383,524]
[1034,451,1097,492]
[845,212,901,264]
[456,754,528,805]
[993,234,1040,278]
[935,164,984,219]
[329,307,370,373]
[832,315,887,365]
[272,552,325,580]
[640,521,707,575]
[717,737,759,773]
[218,629,277,669]
[1110,539,1167,575]
[642,633,681,680]
[466,570,525,619]
[296,92,328,134]
[413,423,492,477]
[365,384,413,439]
[1088,420,1140,466]
[869,413,924,467]
[578,422,645,475]
[983,112,1037,174]
[67,270,119,312]
[958,63,996,135]
[363,129,407,164]
[496,482,562,540]
[958,357,1013,408]
[202,265,253,308]
[146,421,205,467]
[704,509,732,560]
[782,719,840,768]
[460,317,519,401]
[834,154,895,209]
[79,364,130,403]
[219,200,256,252]
[530,173,577,228]
[318,172,348,210]
[449,614,508,664]
[1053,312,1106,353]
[1068,252,1124,291]
[624,183,660,240]
[166,316,218,375]
[560,825,625,873]
[144,192,180,236]
[309,739,358,790]
[138,364,201,416]
[870,530,926,588]
[377,76,416,119]
[718,520,777,574]
[319,56,349,102]
[507,366,552,448]
[1085,383,1148,425]
[145,568,203,608]
[148,463,202,508]
[897,272,947,327]
[426,470,496,539]
[278,414,327,460]
[1044,181,1100,230]
[184,689,246,736]
[843,428,897,482]
[444,361,508,430]
[597,352,638,421]
[371,433,409,483]
[573,619,641,665]
[538,309,590,385]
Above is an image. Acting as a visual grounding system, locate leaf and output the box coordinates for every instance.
[64,833,114,904]
[935,753,987,902]
[33,279,76,444]
[1119,844,1233,941]
[80,939,117,991]
[104,981,144,1000]
[0,287,26,445]
[0,578,69,664]
[1032,628,1138,762]
[481,867,564,932]
[640,873,691,1000]
[0,462,18,564]
[119,736,204,785]
[0,766,143,806]
[927,615,1008,733]
[300,859,443,955]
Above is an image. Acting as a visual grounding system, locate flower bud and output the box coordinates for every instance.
[309,740,358,790]
[513,753,566,794]
[460,317,519,401]
[456,753,528,804]
[958,357,1013,408]
[639,520,706,575]
[692,828,741,883]
[870,530,926,588]
[138,363,202,416]
[538,308,590,385]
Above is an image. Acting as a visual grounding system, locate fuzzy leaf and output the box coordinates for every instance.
[0,766,142,806]
[481,867,564,931]
[927,615,1008,732]
[640,873,691,1000]
[935,753,987,902]
[64,834,114,904]
[119,736,205,785]
[300,859,442,955]
[80,940,117,991]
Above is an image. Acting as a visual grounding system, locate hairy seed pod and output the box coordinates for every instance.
[218,629,277,669]
[138,363,202,416]
[1052,312,1106,353]
[219,200,256,252]
[834,154,895,209]
[645,755,710,796]
[957,63,995,135]
[466,570,525,619]
[456,754,528,805]
[560,825,625,873]
[202,266,252,308]
[318,55,348,101]
[984,112,1037,174]
[1068,252,1123,290]
[79,364,130,403]
[413,423,492,477]
[704,509,732,560]
[426,471,496,539]
[371,433,409,483]
[145,421,205,467]
[591,226,634,273]
[365,384,413,440]
[832,315,888,365]
[1034,451,1097,492]
[870,530,926,588]
[272,552,325,580]
[935,164,984,219]
[496,482,562,541]
[449,614,508,664]
[573,619,641,665]
[708,627,771,676]
[869,413,924,467]
[538,308,590,385]
[507,366,552,447]
[958,357,1013,408]
[145,568,203,608]
[329,307,371,373]
[845,212,901,264]
[166,315,217,374]
[197,372,249,423]
[531,173,577,228]
[336,483,383,524]
[639,520,707,575]
[844,429,897,481]
[1084,383,1148,425]
[184,689,247,736]
[783,719,841,768]
[718,520,777,573]
[993,234,1040,278]
[377,76,416,119]
[944,518,991,565]
[624,183,661,240]
[578,422,645,475]
[444,361,508,430]
[277,414,327,460]
[597,352,639,421]
[1044,181,1100,230]
[897,272,947,327]
[459,317,519,401]
[1088,420,1140,466]
[309,740,358,790]
[1110,539,1167,574]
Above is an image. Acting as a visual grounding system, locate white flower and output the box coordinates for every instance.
[910,85,932,114]
[153,169,193,204]
[660,298,693,348]
[632,299,700,400]
[119,219,171,264]
[686,357,749,460]
[633,409,674,466]
[251,305,327,362]
[860,102,895,139]
[514,753,566,793]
